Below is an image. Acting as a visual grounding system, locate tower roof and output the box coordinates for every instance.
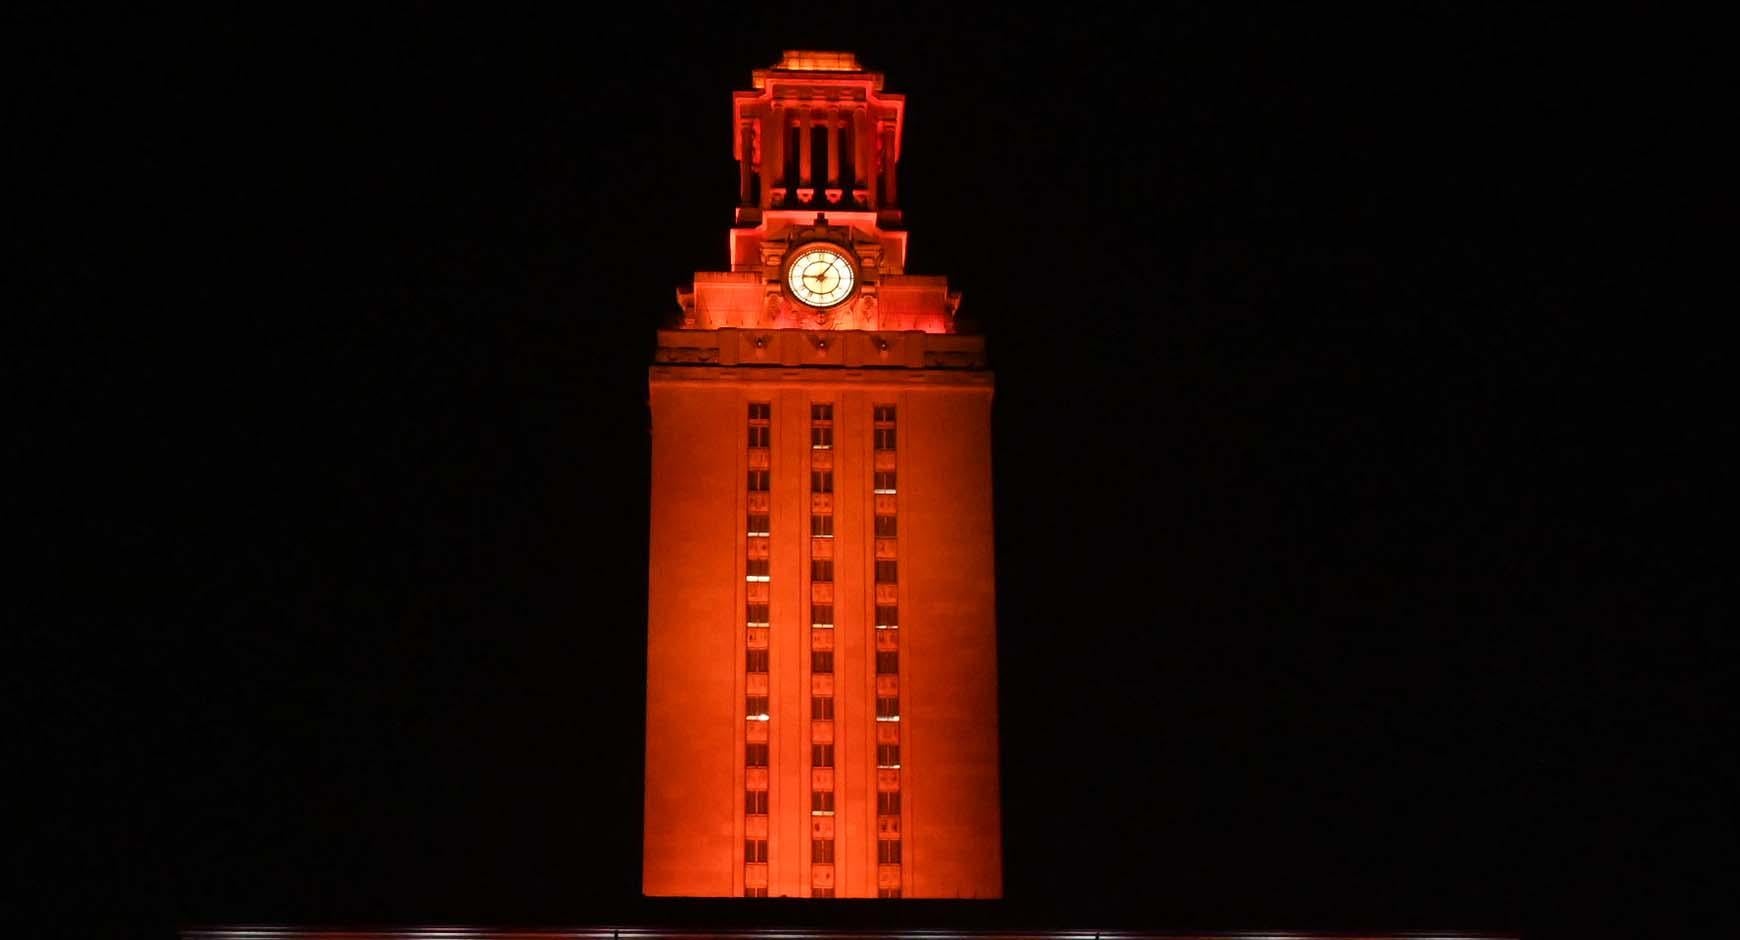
[753,50,884,90]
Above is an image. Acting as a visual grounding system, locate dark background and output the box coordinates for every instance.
[23,5,1729,939]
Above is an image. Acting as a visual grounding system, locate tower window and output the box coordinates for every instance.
[811,514,834,537]
[746,790,768,814]
[878,888,902,899]
[811,403,833,421]
[875,560,898,583]
[746,887,768,898]
[747,649,769,673]
[874,471,897,494]
[746,558,770,581]
[746,603,769,625]
[811,470,833,493]
[811,603,833,627]
[877,695,900,719]
[878,790,901,814]
[811,559,833,582]
[874,405,896,423]
[875,605,898,628]
[811,425,833,448]
[812,838,835,863]
[876,650,898,674]
[875,515,897,537]
[749,403,771,422]
[745,839,768,863]
[874,427,896,450]
[811,651,834,673]
[877,743,900,767]
[747,514,769,536]
[812,696,834,719]
[813,744,834,767]
[813,887,835,898]
[878,840,902,863]
[748,470,770,492]
[748,425,770,447]
[746,696,769,719]
[746,743,769,766]
[812,790,835,814]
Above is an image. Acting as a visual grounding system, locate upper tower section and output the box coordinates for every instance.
[735,50,903,222]
[671,51,963,337]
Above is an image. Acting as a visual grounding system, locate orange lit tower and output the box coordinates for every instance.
[643,52,1001,900]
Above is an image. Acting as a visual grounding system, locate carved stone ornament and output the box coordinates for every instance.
[852,291,878,330]
[763,291,796,327]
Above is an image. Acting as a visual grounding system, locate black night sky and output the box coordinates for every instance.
[26,6,1728,939]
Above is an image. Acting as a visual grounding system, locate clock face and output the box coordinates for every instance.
[785,245,856,309]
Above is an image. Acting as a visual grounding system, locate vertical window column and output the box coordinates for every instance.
[871,403,901,898]
[807,401,836,898]
[744,401,772,898]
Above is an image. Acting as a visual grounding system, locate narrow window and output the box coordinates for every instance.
[878,840,902,864]
[750,402,771,421]
[812,887,835,898]
[878,790,901,814]
[811,470,833,493]
[745,839,768,863]
[811,651,834,673]
[747,887,769,898]
[875,514,897,537]
[813,744,834,767]
[876,651,898,674]
[747,649,769,673]
[746,790,768,814]
[875,605,898,628]
[878,888,902,899]
[746,603,769,625]
[877,696,900,719]
[811,790,835,813]
[811,514,834,537]
[748,425,770,447]
[747,514,770,536]
[811,403,834,422]
[811,603,834,627]
[875,560,898,583]
[746,558,770,581]
[811,559,833,582]
[811,425,833,448]
[812,838,835,863]
[874,471,897,494]
[812,696,834,720]
[877,743,899,767]
[746,743,769,766]
[748,469,770,492]
[874,427,896,450]
[873,405,896,422]
[746,696,769,719]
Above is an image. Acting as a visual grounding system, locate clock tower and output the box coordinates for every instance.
[643,51,1001,900]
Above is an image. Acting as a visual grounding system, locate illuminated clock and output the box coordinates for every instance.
[785,244,856,309]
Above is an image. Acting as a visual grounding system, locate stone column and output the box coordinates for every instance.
[853,108,870,188]
[767,104,785,205]
[881,123,897,206]
[863,109,879,210]
[826,109,840,186]
[799,108,813,187]
[739,120,754,204]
